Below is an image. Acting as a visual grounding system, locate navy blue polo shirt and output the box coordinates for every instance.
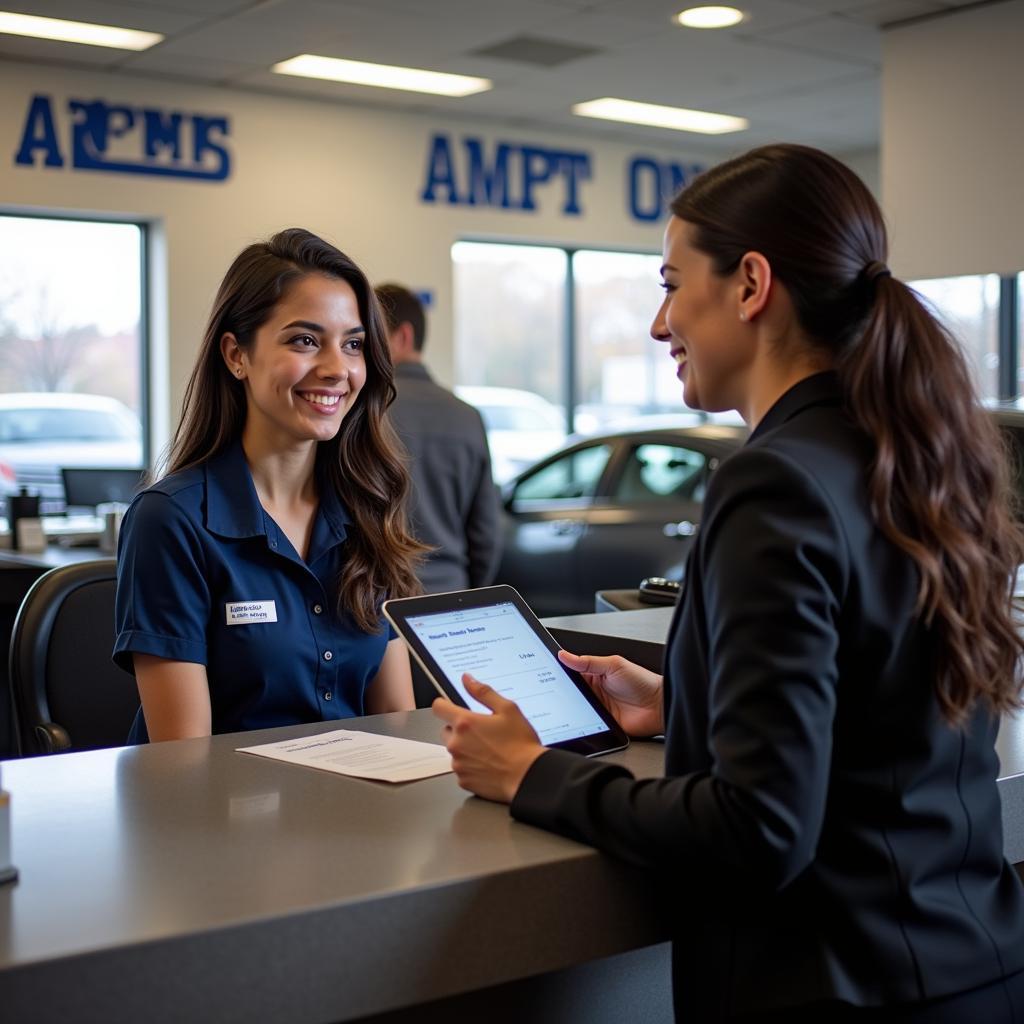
[114,440,396,742]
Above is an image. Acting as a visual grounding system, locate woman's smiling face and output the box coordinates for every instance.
[225,273,367,449]
[650,216,754,415]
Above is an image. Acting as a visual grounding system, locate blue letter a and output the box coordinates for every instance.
[420,134,461,204]
[14,95,64,168]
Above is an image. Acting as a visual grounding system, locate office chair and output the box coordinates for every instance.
[9,559,139,756]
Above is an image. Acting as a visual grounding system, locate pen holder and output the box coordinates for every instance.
[97,502,127,554]
[8,488,40,551]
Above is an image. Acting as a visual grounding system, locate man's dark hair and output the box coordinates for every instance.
[375,283,426,352]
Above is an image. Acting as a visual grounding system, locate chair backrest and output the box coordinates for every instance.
[9,559,139,756]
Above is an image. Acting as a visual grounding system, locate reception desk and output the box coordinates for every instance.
[0,711,673,1024]
[2,607,1023,1023]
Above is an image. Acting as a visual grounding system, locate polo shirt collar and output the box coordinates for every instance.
[205,439,266,539]
[747,370,842,445]
[313,455,351,546]
[204,440,352,547]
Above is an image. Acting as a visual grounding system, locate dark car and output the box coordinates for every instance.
[494,424,747,617]
[496,408,1024,619]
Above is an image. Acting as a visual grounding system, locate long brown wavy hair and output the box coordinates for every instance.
[672,143,1024,723]
[166,227,425,631]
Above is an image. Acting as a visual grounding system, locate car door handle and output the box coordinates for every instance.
[663,520,697,538]
[551,519,584,536]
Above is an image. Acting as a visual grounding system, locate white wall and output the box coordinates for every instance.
[882,0,1024,279]
[0,60,878,450]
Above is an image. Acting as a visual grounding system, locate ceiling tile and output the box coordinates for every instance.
[0,34,129,67]
[752,12,880,63]
[592,0,821,32]
[92,0,255,11]
[845,0,948,25]
[113,51,265,84]
[0,0,203,34]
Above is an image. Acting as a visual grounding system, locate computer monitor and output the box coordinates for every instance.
[61,467,148,511]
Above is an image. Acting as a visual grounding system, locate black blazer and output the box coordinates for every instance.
[513,372,1024,1018]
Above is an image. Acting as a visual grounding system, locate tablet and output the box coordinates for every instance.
[383,585,629,757]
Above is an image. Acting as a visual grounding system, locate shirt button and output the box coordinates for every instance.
[324,691,332,701]
[269,539,277,549]
[323,651,333,661]
[313,604,323,615]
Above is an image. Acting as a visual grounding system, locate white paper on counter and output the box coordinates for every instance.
[236,730,452,783]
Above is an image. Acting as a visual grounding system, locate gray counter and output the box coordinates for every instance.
[2,606,1022,1023]
[0,711,672,1024]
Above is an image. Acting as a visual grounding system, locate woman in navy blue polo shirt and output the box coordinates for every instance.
[115,228,425,741]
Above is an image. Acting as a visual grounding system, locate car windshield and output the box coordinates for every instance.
[0,408,138,443]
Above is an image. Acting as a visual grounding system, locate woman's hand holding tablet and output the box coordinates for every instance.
[556,651,665,737]
[432,675,546,802]
[382,585,630,758]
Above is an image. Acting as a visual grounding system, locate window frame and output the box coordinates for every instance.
[454,237,661,435]
[0,207,151,468]
[455,237,1024,427]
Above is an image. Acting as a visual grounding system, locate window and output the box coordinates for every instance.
[908,274,1000,400]
[455,243,1024,484]
[614,444,706,502]
[454,241,679,483]
[573,250,671,434]
[0,214,146,512]
[512,444,612,504]
[452,241,567,410]
[1018,272,1024,391]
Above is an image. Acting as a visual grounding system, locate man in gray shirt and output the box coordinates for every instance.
[375,283,501,594]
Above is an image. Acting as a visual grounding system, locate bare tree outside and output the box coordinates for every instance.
[452,242,566,405]
[0,216,142,413]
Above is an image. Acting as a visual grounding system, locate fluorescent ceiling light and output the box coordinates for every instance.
[676,6,745,29]
[573,97,748,135]
[272,54,491,97]
[0,11,162,50]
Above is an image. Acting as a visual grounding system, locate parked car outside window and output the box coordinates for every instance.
[495,424,747,617]
[0,393,144,514]
[496,407,1024,619]
[454,385,566,484]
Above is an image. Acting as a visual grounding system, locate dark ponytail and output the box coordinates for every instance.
[672,144,1024,723]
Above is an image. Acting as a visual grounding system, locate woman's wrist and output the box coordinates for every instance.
[506,744,546,803]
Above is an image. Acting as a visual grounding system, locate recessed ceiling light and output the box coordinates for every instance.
[0,11,162,50]
[272,55,491,98]
[676,6,745,29]
[572,97,748,135]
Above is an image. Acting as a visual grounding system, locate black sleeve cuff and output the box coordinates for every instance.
[510,748,634,845]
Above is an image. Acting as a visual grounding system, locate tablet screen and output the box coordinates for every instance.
[405,601,610,746]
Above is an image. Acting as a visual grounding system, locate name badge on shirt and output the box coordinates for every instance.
[226,600,278,625]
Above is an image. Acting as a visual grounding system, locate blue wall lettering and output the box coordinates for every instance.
[143,109,182,160]
[420,133,591,216]
[464,138,511,208]
[13,94,232,181]
[191,116,230,177]
[14,94,64,168]
[420,134,460,205]
[627,155,706,223]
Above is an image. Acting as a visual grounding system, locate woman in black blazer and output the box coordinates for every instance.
[434,144,1024,1021]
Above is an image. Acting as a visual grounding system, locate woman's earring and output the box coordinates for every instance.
[739,311,747,321]
[236,368,243,377]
